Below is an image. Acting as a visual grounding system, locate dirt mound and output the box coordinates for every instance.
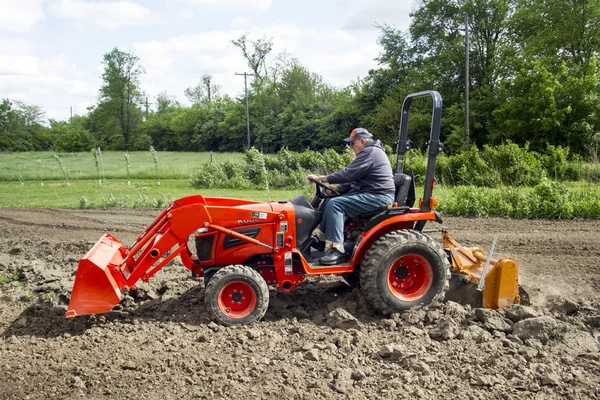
[0,209,599,399]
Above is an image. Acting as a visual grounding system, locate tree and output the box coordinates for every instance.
[98,47,146,150]
[0,100,52,151]
[231,33,273,81]
[0,99,13,132]
[184,74,221,105]
[496,0,600,153]
[409,0,516,145]
[52,120,94,152]
[156,91,179,114]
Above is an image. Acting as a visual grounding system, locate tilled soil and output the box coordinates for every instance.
[0,208,599,400]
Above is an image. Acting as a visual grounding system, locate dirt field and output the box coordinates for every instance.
[0,208,599,400]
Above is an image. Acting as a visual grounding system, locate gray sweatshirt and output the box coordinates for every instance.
[326,140,395,194]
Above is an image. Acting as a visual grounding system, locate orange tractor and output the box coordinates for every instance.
[66,91,523,326]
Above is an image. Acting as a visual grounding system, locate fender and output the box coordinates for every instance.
[351,210,441,266]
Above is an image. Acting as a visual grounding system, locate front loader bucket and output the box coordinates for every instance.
[66,234,126,318]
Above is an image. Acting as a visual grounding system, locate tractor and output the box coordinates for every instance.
[66,91,522,326]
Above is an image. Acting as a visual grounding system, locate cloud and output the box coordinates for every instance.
[179,0,272,11]
[0,52,97,120]
[127,22,383,104]
[341,0,413,32]
[302,42,380,87]
[230,16,250,28]
[0,37,37,55]
[0,0,45,33]
[0,56,40,76]
[131,41,174,72]
[49,0,163,29]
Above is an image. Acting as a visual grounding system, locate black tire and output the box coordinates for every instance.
[202,270,216,286]
[205,265,269,326]
[360,230,450,315]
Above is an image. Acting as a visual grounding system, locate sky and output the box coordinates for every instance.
[0,0,414,122]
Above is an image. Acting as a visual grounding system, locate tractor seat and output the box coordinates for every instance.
[356,172,415,221]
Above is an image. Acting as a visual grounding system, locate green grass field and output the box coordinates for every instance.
[0,151,244,182]
[1,151,598,219]
[0,179,307,208]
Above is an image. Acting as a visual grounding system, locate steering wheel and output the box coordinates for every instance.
[308,176,340,199]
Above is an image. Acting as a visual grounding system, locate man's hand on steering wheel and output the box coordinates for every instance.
[306,175,340,198]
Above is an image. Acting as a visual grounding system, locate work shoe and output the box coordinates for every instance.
[310,236,326,251]
[319,248,350,266]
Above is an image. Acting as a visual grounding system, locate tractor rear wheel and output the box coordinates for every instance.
[360,230,450,315]
[205,265,269,326]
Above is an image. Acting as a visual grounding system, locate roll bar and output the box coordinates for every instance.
[395,90,443,213]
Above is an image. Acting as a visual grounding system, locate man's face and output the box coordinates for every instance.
[349,138,366,155]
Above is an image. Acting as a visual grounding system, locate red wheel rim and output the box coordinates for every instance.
[387,254,433,301]
[217,281,257,318]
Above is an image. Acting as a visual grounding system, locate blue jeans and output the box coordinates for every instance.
[319,192,395,243]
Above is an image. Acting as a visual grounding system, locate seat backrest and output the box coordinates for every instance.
[394,172,415,207]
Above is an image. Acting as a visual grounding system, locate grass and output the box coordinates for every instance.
[0,151,245,182]
[1,151,598,219]
[0,179,308,208]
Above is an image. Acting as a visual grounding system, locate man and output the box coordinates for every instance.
[307,127,395,265]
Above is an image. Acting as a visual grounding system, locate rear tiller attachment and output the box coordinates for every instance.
[442,230,525,309]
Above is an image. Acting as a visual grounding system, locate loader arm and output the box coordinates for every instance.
[67,196,212,317]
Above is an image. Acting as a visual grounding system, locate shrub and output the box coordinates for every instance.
[443,146,501,187]
[542,145,570,181]
[190,162,228,188]
[531,179,573,219]
[404,149,428,185]
[482,142,546,186]
[437,180,600,219]
[297,149,328,173]
[244,147,268,189]
[55,128,94,152]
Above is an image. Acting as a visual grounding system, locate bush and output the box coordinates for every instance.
[244,147,268,189]
[531,179,573,219]
[404,149,428,184]
[55,128,94,152]
[437,181,600,219]
[443,146,501,187]
[190,146,357,190]
[482,142,546,186]
[190,162,228,188]
[542,145,571,181]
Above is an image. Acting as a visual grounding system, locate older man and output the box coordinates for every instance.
[307,128,395,265]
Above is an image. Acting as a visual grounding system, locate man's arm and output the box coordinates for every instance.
[326,152,373,184]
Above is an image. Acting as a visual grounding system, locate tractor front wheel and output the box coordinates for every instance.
[360,230,450,315]
[205,265,269,326]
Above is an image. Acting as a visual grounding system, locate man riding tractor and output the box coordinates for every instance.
[307,127,395,266]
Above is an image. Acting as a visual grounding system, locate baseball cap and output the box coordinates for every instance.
[343,127,373,142]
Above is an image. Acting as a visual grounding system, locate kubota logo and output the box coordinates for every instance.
[238,219,261,224]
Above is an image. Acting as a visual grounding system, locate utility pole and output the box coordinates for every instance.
[70,106,73,122]
[145,97,149,121]
[235,72,255,150]
[465,13,470,146]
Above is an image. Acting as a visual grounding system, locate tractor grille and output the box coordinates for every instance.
[195,234,215,261]
[223,227,262,249]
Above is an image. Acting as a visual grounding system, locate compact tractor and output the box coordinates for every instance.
[66,91,523,326]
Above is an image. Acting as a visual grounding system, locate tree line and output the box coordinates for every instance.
[1,0,599,157]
